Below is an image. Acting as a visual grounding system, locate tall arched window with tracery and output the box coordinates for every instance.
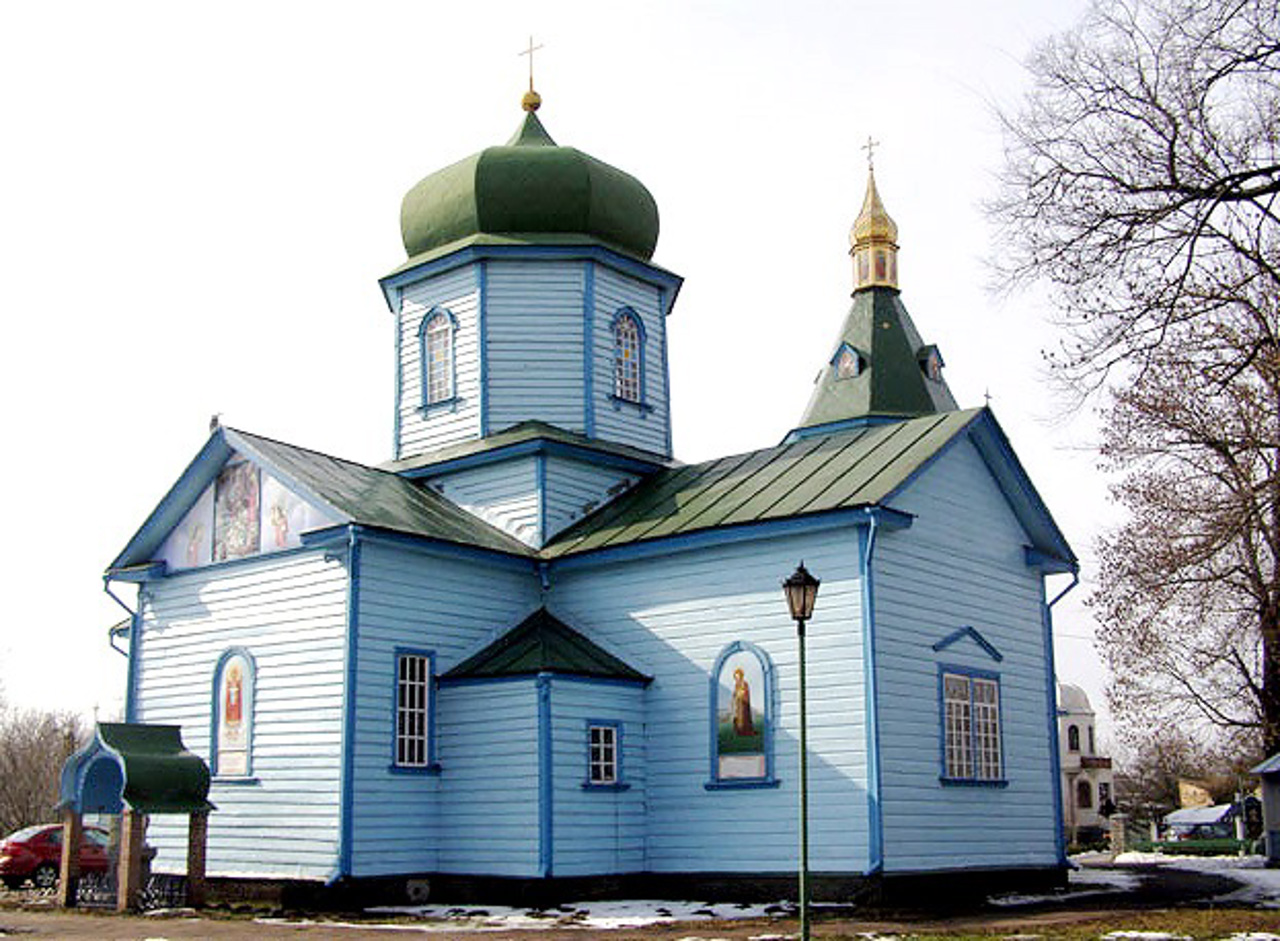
[419,308,457,407]
[613,309,643,403]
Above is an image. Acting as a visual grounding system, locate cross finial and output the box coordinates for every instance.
[862,135,880,171]
[984,388,993,407]
[519,36,544,92]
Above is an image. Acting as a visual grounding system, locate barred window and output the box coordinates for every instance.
[942,671,1002,782]
[613,313,641,402]
[588,724,618,785]
[396,653,431,767]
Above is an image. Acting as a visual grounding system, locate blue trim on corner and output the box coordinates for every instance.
[658,286,673,459]
[706,640,777,788]
[210,646,258,780]
[932,625,1004,663]
[390,646,438,771]
[860,521,884,874]
[478,261,489,437]
[337,529,361,879]
[583,261,596,439]
[537,673,553,878]
[393,287,403,460]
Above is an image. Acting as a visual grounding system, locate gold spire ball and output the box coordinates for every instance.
[849,136,899,292]
[520,36,544,112]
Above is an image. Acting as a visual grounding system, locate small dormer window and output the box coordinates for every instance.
[613,309,644,403]
[419,308,457,407]
[834,344,862,380]
[918,345,944,383]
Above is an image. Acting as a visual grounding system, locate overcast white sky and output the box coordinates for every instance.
[0,0,1112,735]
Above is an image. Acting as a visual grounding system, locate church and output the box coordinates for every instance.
[104,87,1077,903]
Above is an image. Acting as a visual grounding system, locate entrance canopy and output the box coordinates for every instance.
[59,723,213,815]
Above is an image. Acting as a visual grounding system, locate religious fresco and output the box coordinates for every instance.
[215,651,253,777]
[715,648,768,780]
[214,461,261,561]
[160,487,214,572]
[260,473,335,551]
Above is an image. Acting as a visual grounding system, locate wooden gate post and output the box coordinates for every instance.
[56,808,82,908]
[117,810,146,912]
[186,810,209,907]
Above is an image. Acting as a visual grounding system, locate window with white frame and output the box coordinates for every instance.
[613,311,641,402]
[396,652,432,768]
[942,670,1002,782]
[421,310,455,405]
[588,723,618,785]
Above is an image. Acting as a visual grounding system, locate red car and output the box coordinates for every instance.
[0,824,111,889]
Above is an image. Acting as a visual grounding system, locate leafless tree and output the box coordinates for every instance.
[0,692,84,837]
[989,0,1280,397]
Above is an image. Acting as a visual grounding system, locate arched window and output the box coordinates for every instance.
[1088,725,1095,755]
[707,641,777,788]
[212,648,256,779]
[833,344,862,380]
[612,309,644,403]
[1077,779,1093,808]
[418,308,457,407]
[1067,723,1080,752]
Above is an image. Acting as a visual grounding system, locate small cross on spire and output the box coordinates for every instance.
[861,136,880,171]
[519,36,544,92]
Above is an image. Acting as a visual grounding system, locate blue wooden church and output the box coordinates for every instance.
[105,92,1077,903]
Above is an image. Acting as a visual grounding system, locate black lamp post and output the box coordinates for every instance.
[783,562,820,941]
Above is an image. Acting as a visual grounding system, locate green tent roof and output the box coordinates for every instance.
[443,607,650,682]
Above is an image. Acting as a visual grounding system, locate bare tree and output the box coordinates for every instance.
[989,0,1280,396]
[0,692,84,837]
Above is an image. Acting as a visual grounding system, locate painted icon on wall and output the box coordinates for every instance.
[214,461,260,561]
[716,648,767,779]
[215,651,253,777]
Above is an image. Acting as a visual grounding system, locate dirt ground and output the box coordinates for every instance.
[0,865,1273,940]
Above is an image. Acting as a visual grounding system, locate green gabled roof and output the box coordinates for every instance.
[797,288,957,428]
[381,420,673,476]
[545,409,983,558]
[443,607,650,682]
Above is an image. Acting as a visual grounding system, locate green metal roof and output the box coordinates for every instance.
[797,288,957,428]
[60,723,213,815]
[545,409,993,557]
[443,606,649,682]
[397,111,660,268]
[381,420,673,476]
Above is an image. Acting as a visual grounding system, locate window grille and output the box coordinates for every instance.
[397,654,430,767]
[588,724,618,784]
[614,315,640,402]
[943,671,1001,782]
[425,315,453,404]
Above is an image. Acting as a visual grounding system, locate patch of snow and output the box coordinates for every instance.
[1112,853,1280,908]
[1100,933,1189,940]
[347,898,789,932]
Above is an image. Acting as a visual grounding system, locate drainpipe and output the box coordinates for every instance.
[1045,567,1080,866]
[861,509,883,875]
[104,576,141,720]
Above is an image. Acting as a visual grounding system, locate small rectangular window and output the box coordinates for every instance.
[396,653,431,767]
[942,670,1002,783]
[588,724,618,785]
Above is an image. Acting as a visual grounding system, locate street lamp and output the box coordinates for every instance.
[783,562,820,941]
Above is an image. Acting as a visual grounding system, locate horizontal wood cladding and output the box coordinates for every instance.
[550,529,868,874]
[874,438,1057,873]
[398,266,481,458]
[549,679,646,877]
[486,260,586,434]
[437,680,541,877]
[543,456,637,542]
[427,457,541,547]
[349,541,541,878]
[133,552,348,881]
[591,265,670,457]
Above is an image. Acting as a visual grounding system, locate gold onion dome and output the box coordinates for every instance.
[849,169,898,247]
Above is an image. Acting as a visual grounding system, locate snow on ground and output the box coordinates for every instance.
[346,898,792,931]
[988,864,1142,907]
[1113,853,1280,908]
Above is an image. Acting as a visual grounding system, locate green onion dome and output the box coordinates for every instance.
[399,110,660,262]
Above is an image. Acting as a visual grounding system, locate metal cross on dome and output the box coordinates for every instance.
[862,136,880,171]
[519,36,544,91]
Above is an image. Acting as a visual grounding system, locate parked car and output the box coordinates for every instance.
[0,824,111,889]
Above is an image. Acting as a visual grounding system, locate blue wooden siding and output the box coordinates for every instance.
[591,265,670,457]
[427,458,541,547]
[348,540,541,877]
[131,551,348,880]
[874,438,1058,872]
[397,266,481,458]
[436,679,542,877]
[548,677,646,876]
[486,261,586,434]
[550,530,868,875]
[543,456,638,542]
